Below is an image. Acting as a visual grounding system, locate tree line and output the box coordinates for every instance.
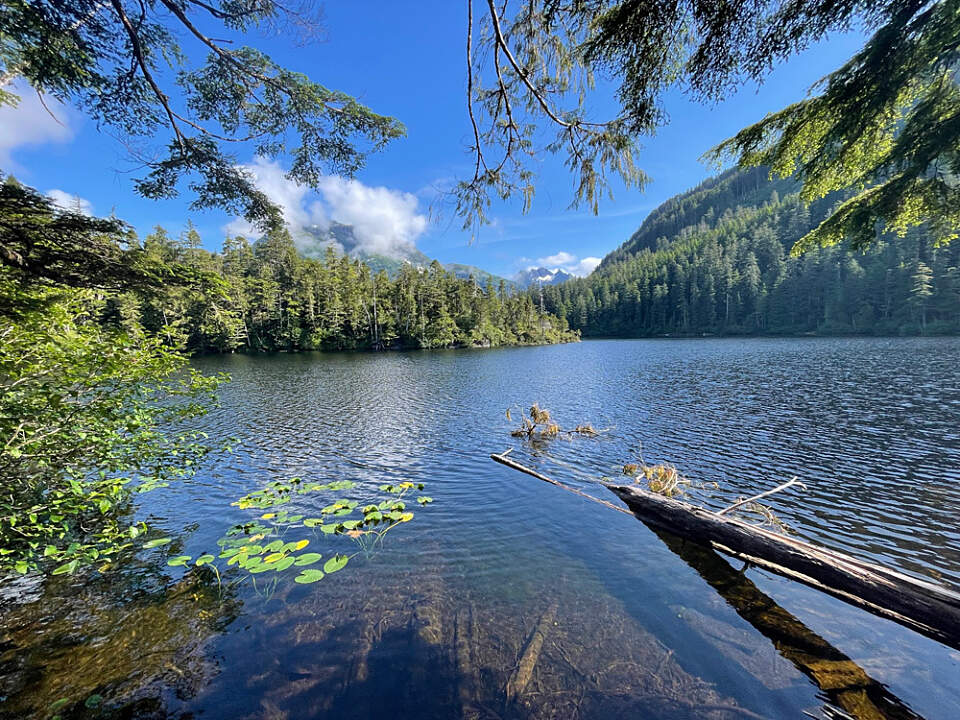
[542,168,960,337]
[106,224,577,353]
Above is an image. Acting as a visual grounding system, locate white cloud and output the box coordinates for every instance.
[223,157,428,259]
[573,256,602,276]
[47,189,93,215]
[223,156,324,239]
[537,251,577,267]
[316,175,427,256]
[528,251,601,277]
[0,83,74,168]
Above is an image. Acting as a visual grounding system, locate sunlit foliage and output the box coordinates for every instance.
[0,1,404,230]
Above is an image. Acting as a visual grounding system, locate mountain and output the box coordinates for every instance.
[294,222,513,287]
[516,267,575,287]
[445,263,518,291]
[541,167,960,337]
[297,222,431,275]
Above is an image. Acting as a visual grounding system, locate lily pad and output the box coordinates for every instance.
[273,556,296,571]
[167,556,192,567]
[323,554,348,574]
[294,569,325,584]
[293,552,323,566]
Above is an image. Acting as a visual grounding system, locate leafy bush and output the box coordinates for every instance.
[0,277,223,576]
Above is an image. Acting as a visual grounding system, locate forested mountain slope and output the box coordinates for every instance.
[544,169,960,337]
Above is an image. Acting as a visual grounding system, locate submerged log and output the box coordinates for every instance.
[608,484,960,652]
[653,527,924,720]
[505,600,559,702]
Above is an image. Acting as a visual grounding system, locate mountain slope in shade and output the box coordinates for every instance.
[541,165,960,337]
[515,267,575,287]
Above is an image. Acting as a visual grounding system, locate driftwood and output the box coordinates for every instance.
[609,484,960,652]
[505,600,559,702]
[652,527,924,720]
[490,451,632,516]
[717,476,804,515]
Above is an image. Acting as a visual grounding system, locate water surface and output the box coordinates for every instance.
[2,338,959,719]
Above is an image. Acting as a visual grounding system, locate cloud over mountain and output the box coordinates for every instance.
[224,157,428,259]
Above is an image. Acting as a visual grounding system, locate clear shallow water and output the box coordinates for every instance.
[2,338,960,719]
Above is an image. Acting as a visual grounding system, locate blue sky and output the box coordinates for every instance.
[0,2,864,280]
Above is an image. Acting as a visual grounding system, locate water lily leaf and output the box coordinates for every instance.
[323,554,348,574]
[286,514,304,523]
[167,556,192,567]
[341,520,360,530]
[264,552,285,564]
[240,556,263,570]
[417,497,434,505]
[363,511,383,523]
[248,562,274,574]
[227,552,248,566]
[387,511,403,521]
[245,544,263,555]
[281,539,309,553]
[319,524,339,534]
[195,554,215,567]
[273,556,296,571]
[263,539,284,553]
[219,547,242,558]
[261,513,276,519]
[333,508,352,517]
[293,553,323,566]
[391,502,406,511]
[320,504,338,514]
[142,537,172,549]
[303,518,324,527]
[400,512,414,523]
[294,569,325,584]
[52,559,78,575]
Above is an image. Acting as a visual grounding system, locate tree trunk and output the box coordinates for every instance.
[608,484,960,651]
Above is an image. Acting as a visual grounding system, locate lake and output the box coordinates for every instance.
[2,338,959,719]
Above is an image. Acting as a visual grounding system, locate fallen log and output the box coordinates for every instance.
[608,484,960,652]
[505,600,559,702]
[652,527,923,720]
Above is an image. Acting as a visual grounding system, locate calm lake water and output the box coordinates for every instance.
[2,338,960,719]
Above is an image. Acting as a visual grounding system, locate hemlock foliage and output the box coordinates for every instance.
[0,0,403,231]
[543,167,960,337]
[463,0,958,243]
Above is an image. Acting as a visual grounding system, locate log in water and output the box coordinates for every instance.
[608,484,960,651]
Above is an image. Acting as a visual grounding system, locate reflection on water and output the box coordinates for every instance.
[1,338,959,718]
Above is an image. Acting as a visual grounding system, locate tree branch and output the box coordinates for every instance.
[109,0,186,153]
